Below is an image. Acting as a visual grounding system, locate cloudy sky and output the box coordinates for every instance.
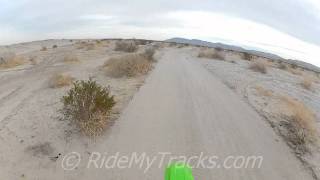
[1,0,320,66]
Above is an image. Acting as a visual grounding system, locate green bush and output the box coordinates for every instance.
[62,79,115,137]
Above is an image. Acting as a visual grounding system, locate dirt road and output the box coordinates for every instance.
[74,48,313,180]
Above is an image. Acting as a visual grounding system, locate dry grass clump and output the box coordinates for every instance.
[62,79,115,137]
[64,54,79,63]
[300,77,313,90]
[288,67,303,76]
[280,96,317,151]
[41,46,47,51]
[0,52,25,69]
[198,48,225,60]
[255,86,273,97]
[249,61,267,74]
[49,73,74,88]
[103,53,153,78]
[114,40,138,52]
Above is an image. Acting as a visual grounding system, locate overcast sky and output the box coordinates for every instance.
[1,0,320,66]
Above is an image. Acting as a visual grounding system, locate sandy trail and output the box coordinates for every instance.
[70,48,313,180]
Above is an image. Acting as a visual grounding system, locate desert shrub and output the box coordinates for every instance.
[290,63,298,69]
[280,96,316,152]
[249,61,267,74]
[142,47,156,61]
[278,63,287,70]
[114,40,138,52]
[85,43,95,50]
[103,53,153,78]
[49,73,74,88]
[134,39,148,45]
[0,52,25,69]
[41,46,47,51]
[64,54,79,63]
[62,79,115,137]
[215,47,223,52]
[242,52,254,61]
[52,45,58,48]
[198,49,225,60]
[300,77,313,90]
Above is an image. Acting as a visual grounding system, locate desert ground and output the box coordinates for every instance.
[0,39,319,179]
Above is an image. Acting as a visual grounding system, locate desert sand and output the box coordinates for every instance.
[0,40,319,179]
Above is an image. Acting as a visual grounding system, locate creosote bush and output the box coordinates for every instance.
[114,40,138,52]
[143,47,156,62]
[62,79,115,137]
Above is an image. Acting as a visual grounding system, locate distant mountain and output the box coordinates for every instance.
[166,38,320,73]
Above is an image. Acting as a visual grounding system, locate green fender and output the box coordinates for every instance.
[165,163,194,180]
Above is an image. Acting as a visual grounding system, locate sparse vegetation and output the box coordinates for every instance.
[198,48,225,60]
[103,53,153,78]
[29,56,37,65]
[249,61,267,74]
[280,96,316,152]
[85,43,95,50]
[49,73,74,88]
[114,40,138,52]
[64,54,79,63]
[242,52,254,61]
[290,63,298,69]
[41,46,47,51]
[0,52,25,69]
[255,86,273,97]
[288,67,303,76]
[142,47,156,62]
[62,79,115,137]
[52,45,58,48]
[76,41,95,50]
[278,63,287,70]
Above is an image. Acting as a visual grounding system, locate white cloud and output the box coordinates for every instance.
[79,14,115,21]
[163,11,320,67]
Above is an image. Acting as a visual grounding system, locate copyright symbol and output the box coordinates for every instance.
[61,152,81,170]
